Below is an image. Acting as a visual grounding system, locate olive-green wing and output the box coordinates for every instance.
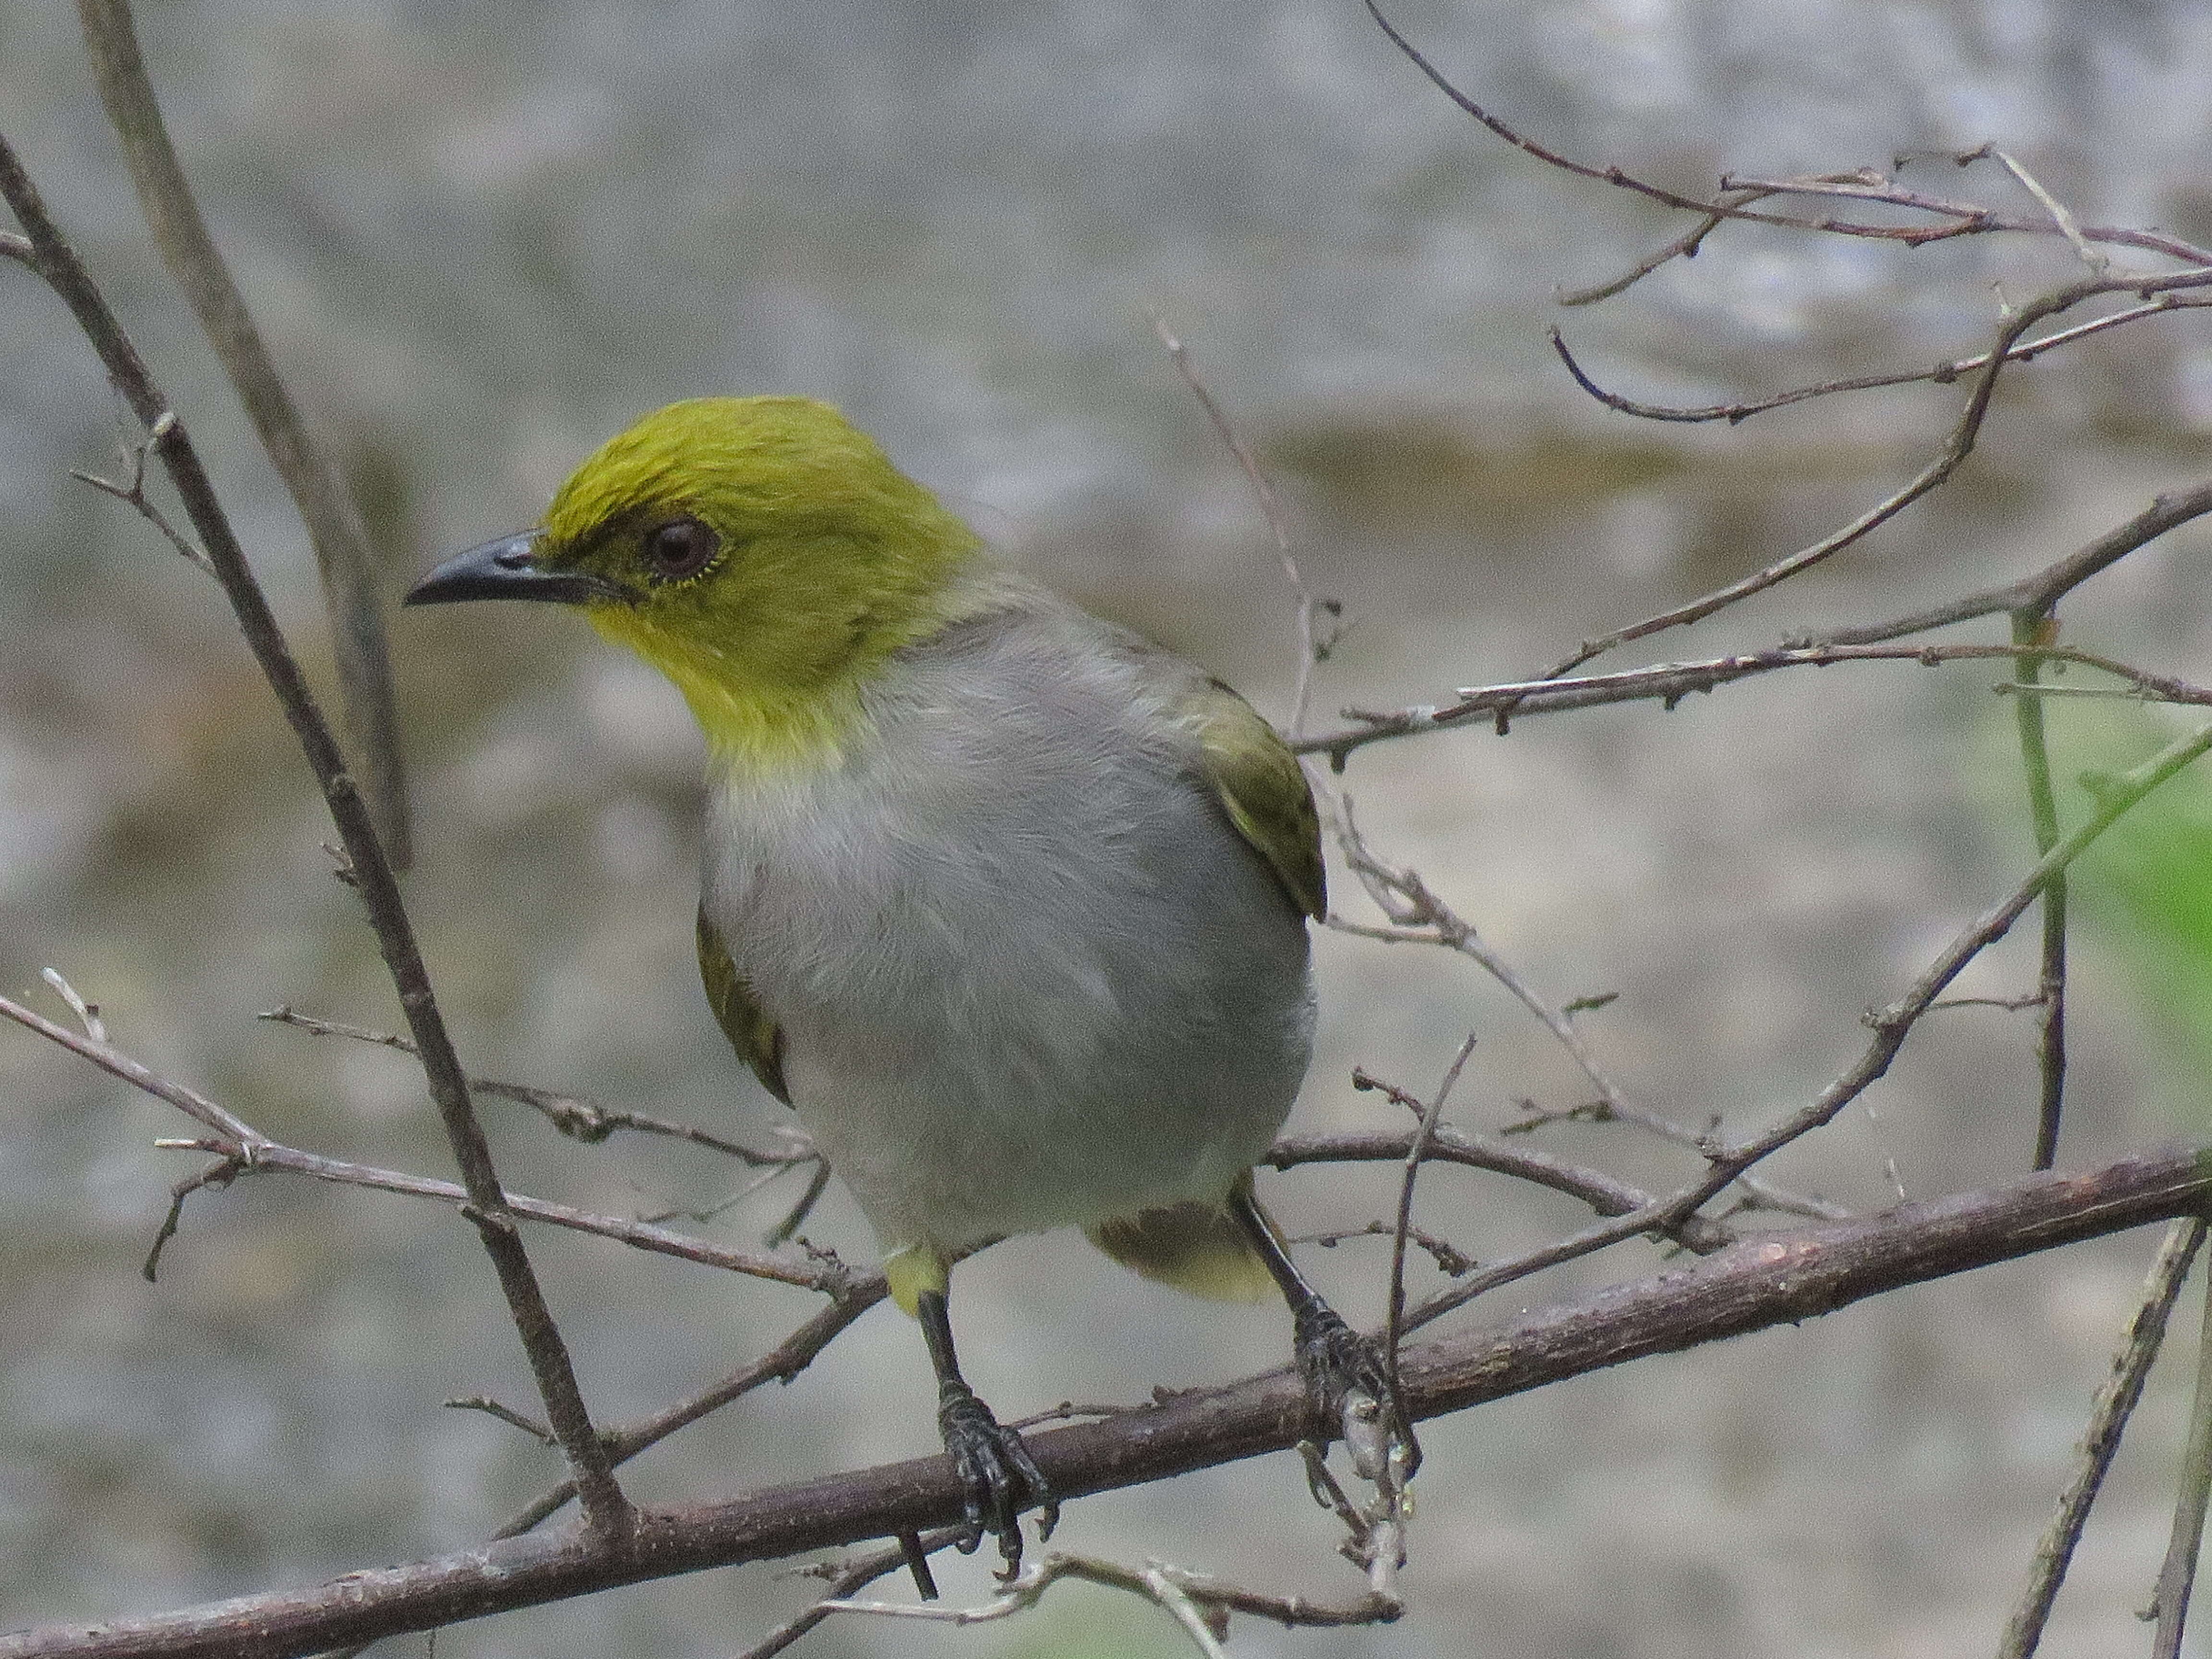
[696,908,790,1105]
[1183,677,1326,921]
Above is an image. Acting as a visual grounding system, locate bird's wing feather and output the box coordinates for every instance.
[1181,677,1326,921]
[696,908,791,1104]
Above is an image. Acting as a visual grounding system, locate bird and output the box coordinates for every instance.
[405,396,1409,1570]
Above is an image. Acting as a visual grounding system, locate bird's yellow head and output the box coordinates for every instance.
[407,397,981,769]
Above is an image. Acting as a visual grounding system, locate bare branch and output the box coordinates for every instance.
[8,1143,2207,1659]
[445,1396,555,1445]
[1153,314,1334,739]
[1842,489,2212,652]
[493,1281,889,1538]
[1300,637,2212,763]
[732,1530,966,1659]
[1988,147,2109,276]
[1,987,846,1297]
[1537,274,2210,680]
[1363,0,2212,266]
[2152,1262,2212,1657]
[74,0,410,863]
[141,1153,246,1282]
[2000,1217,2206,1659]
[1293,1220,1477,1276]
[2008,610,2070,1171]
[0,990,266,1147]
[1331,812,1845,1223]
[0,130,627,1534]
[261,1006,815,1168]
[1405,715,2212,1332]
[1549,296,2212,425]
[1555,183,1780,306]
[1270,1123,1735,1253]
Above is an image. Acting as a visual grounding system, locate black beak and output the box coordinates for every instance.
[404,531,626,607]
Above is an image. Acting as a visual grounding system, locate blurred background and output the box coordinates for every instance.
[7,1,2212,1654]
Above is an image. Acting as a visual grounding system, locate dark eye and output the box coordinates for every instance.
[642,516,720,582]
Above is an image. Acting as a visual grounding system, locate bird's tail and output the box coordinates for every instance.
[1086,1197,1276,1303]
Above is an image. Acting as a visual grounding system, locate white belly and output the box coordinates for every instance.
[699,604,1314,1255]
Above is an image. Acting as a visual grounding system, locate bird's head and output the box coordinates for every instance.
[407,396,980,769]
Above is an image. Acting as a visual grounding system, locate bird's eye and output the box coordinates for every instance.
[642,517,721,582]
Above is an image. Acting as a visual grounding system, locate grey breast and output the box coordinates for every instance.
[700,593,1314,1244]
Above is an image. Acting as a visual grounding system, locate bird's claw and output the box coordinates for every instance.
[938,1381,1057,1576]
[1293,1303,1421,1484]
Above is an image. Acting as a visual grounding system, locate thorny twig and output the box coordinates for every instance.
[0,990,843,1292]
[1333,805,1845,1224]
[263,1006,817,1168]
[1300,637,2212,763]
[1294,1219,1477,1276]
[1535,271,2212,681]
[1402,716,2212,1333]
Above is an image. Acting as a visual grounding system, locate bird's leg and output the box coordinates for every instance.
[914,1286,1057,1575]
[1231,1184,1421,1481]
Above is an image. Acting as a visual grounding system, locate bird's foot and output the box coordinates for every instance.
[1293,1302,1421,1486]
[938,1380,1058,1575]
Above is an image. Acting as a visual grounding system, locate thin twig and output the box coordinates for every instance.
[1826,481,2212,646]
[260,1006,814,1167]
[1299,636,2212,762]
[1376,1032,1478,1491]
[71,438,213,572]
[1404,715,2212,1332]
[1292,1220,1476,1276]
[1999,1217,2206,1659]
[1364,0,2212,265]
[733,1531,965,1659]
[2008,610,2069,1171]
[2152,1246,2212,1658]
[1332,812,1845,1222]
[75,0,409,863]
[1273,1123,1741,1250]
[445,1397,555,1445]
[1555,184,1780,306]
[492,1280,888,1537]
[1535,272,2212,681]
[1990,147,2109,276]
[0,991,266,1147]
[142,1154,245,1282]
[1299,481,2212,764]
[1548,295,2211,425]
[0,135,626,1532]
[2,995,842,1291]
[1153,313,1333,739]
[821,1549,1399,1645]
